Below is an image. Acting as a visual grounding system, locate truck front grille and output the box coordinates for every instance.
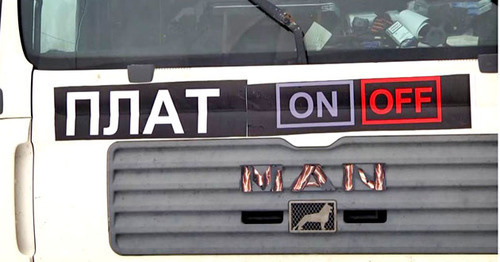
[107,135,497,254]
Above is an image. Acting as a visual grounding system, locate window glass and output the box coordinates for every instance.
[40,0,76,53]
[20,0,498,69]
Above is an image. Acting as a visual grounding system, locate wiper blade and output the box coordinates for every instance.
[247,0,308,64]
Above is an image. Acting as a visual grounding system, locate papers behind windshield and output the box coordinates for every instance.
[304,22,333,51]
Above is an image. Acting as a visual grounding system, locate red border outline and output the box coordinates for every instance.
[361,76,442,125]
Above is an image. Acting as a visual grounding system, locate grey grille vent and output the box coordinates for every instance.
[108,135,497,254]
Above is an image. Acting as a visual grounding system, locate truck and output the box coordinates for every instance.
[0,0,498,261]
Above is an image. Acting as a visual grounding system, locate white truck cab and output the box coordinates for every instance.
[0,0,498,261]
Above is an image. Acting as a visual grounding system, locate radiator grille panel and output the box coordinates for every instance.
[108,135,498,254]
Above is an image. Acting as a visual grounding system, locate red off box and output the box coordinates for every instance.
[361,76,442,125]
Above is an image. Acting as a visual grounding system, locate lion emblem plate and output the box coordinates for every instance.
[289,200,337,233]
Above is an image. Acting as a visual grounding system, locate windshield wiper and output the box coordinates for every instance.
[247,0,308,64]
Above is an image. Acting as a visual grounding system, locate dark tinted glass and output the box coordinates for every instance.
[20,0,498,69]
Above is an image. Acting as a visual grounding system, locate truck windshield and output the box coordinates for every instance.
[20,0,498,69]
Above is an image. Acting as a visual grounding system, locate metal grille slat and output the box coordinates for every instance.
[108,135,498,254]
[111,164,497,191]
[113,209,497,234]
[114,232,497,254]
[112,187,497,211]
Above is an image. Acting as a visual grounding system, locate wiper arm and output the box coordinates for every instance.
[247,0,308,64]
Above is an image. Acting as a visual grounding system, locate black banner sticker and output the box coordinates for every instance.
[54,75,471,140]
[54,81,247,140]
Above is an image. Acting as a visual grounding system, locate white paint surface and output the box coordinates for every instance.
[0,118,32,262]
[0,0,33,119]
[30,59,497,262]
